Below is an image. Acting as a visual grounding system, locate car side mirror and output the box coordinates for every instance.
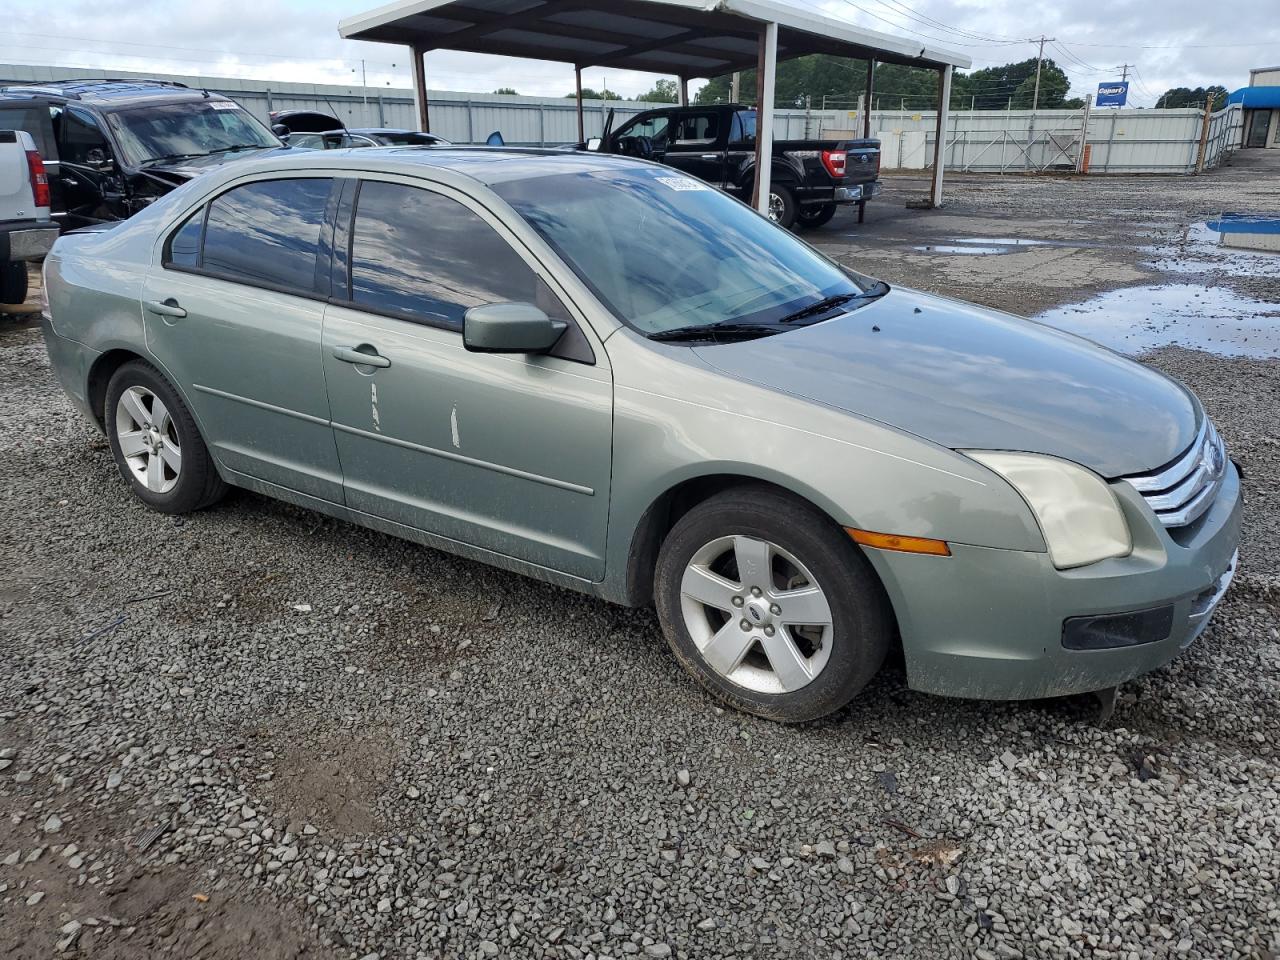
[85,148,114,171]
[271,123,291,140]
[586,137,602,151]
[463,303,567,354]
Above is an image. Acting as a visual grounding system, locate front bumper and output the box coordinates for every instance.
[866,463,1243,700]
[1,223,59,262]
[834,182,881,204]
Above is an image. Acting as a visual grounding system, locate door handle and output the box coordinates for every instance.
[145,298,187,318]
[332,345,391,368]
[700,154,720,160]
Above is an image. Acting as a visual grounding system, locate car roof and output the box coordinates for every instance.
[209,146,649,188]
[0,79,232,108]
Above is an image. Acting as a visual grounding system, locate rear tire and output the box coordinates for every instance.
[105,360,227,514]
[0,261,28,305]
[654,486,890,722]
[798,203,838,229]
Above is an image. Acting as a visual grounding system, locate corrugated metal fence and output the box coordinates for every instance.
[0,63,1246,175]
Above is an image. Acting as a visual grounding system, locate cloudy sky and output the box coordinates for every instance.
[2,0,1275,106]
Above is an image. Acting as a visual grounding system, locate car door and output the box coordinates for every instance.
[611,111,673,161]
[49,105,125,227]
[142,174,345,503]
[321,176,613,580]
[663,110,728,187]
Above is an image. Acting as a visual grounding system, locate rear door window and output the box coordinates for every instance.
[200,177,332,294]
[348,180,565,330]
[672,112,721,146]
[0,103,55,157]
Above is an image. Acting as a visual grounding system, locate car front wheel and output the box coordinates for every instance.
[105,360,227,514]
[654,486,890,722]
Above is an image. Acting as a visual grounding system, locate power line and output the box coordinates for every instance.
[866,0,1033,44]
[831,0,1027,48]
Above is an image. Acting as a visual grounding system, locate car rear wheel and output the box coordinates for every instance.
[654,486,890,722]
[0,262,28,305]
[797,203,838,228]
[766,185,798,230]
[105,360,227,514]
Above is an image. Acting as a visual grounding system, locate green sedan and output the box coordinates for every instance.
[40,147,1241,722]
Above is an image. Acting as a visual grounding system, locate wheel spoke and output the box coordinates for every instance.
[700,619,756,677]
[774,585,832,627]
[159,437,182,473]
[761,630,813,692]
[681,564,740,612]
[118,430,149,458]
[146,451,165,490]
[120,389,149,427]
[732,536,771,589]
[150,397,171,433]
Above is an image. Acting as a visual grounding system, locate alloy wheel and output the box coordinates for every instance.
[115,385,181,494]
[768,192,786,222]
[679,535,834,694]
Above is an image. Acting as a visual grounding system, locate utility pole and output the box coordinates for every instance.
[731,72,741,103]
[1117,63,1134,82]
[1032,36,1055,110]
[360,59,368,118]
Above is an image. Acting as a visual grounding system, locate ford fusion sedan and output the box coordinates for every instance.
[40,148,1241,722]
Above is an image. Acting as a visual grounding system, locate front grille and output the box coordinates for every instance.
[1123,418,1227,528]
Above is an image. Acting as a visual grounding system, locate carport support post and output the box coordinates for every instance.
[929,65,952,208]
[678,77,689,107]
[575,67,586,143]
[411,44,430,133]
[752,21,779,215]
[863,60,875,139]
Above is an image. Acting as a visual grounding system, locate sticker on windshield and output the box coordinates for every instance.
[655,176,710,192]
[209,101,240,110]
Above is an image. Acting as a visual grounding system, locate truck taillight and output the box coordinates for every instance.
[821,149,847,178]
[26,150,50,210]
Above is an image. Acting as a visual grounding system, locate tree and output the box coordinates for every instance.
[1155,85,1228,110]
[492,87,519,96]
[696,54,1082,113]
[566,87,623,101]
[635,79,679,103]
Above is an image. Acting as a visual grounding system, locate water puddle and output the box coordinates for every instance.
[913,237,1104,256]
[914,243,1009,255]
[1034,284,1280,359]
[1146,217,1280,278]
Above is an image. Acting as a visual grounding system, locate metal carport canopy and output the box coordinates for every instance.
[338,0,971,208]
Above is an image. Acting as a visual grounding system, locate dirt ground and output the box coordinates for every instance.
[2,153,1278,960]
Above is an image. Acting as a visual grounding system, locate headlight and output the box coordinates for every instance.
[965,452,1131,570]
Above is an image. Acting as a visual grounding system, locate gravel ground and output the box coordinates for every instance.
[2,155,1279,960]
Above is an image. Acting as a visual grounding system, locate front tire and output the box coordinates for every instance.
[105,360,227,514]
[654,486,890,722]
[766,185,798,230]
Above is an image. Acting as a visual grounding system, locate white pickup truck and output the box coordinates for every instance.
[1,128,58,304]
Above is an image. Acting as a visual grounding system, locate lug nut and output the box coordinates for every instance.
[764,626,776,637]
[740,619,752,631]
[750,586,762,597]
[770,604,781,615]
[732,596,744,607]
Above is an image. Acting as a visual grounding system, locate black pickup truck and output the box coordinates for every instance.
[585,103,880,230]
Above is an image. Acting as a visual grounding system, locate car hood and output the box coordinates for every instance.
[693,287,1199,478]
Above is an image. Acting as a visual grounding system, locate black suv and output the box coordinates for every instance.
[0,78,285,230]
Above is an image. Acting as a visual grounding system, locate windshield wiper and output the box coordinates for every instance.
[649,322,787,343]
[139,152,206,166]
[206,143,269,154]
[777,282,890,324]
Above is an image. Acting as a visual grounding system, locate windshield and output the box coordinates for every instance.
[105,101,279,165]
[492,166,867,335]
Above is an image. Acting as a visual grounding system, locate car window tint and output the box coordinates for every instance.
[0,104,54,157]
[349,180,560,329]
[673,113,720,145]
[164,207,205,268]
[201,178,330,292]
[57,106,111,166]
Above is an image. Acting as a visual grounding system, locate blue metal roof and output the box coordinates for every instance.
[1228,86,1280,109]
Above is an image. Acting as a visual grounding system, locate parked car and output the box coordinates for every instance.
[584,103,880,229]
[0,78,285,230]
[41,148,1240,722]
[0,128,57,303]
